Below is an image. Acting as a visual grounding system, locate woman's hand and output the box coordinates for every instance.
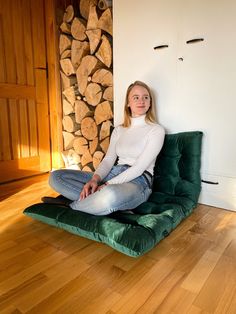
[96,183,108,192]
[79,175,101,200]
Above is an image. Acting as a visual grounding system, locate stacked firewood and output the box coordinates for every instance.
[59,0,113,171]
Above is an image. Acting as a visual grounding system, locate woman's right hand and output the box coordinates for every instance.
[79,176,100,200]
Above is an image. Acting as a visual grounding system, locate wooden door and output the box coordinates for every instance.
[0,0,51,183]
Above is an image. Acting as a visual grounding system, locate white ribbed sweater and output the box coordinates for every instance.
[94,115,165,185]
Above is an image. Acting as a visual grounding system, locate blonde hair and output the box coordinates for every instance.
[122,81,157,127]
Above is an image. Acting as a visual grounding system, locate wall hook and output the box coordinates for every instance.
[201,179,219,185]
[186,38,204,44]
[154,45,169,50]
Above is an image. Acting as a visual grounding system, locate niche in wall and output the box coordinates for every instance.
[58,0,113,171]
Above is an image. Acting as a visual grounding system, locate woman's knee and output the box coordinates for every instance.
[97,185,125,209]
[48,169,63,189]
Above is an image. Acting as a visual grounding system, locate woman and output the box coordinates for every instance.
[43,81,165,215]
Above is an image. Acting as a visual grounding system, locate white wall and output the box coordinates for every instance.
[113,0,236,210]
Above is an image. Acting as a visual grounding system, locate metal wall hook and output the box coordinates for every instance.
[186,38,204,44]
[201,179,219,185]
[154,45,169,50]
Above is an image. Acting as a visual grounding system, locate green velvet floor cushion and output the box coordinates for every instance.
[24,202,185,257]
[154,131,202,203]
[23,131,203,257]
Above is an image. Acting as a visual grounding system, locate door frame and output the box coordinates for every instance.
[45,0,64,170]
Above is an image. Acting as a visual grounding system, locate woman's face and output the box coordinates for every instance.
[128,85,151,117]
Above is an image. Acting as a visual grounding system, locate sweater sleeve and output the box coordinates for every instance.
[107,125,165,185]
[94,126,120,180]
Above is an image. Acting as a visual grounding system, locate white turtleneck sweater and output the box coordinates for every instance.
[94,115,165,185]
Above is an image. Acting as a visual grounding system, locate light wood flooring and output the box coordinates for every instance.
[0,174,236,313]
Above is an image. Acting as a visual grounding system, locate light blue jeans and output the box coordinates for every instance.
[48,165,152,215]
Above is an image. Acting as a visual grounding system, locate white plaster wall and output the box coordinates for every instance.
[113,0,236,210]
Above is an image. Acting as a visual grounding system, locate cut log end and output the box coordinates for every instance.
[63,5,74,23]
[81,117,98,140]
[95,35,112,68]
[71,17,87,41]
[93,151,104,169]
[98,0,112,11]
[97,8,113,36]
[84,83,102,106]
[94,101,113,125]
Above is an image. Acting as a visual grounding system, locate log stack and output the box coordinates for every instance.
[59,2,113,171]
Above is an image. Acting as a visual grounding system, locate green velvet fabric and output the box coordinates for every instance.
[24,131,203,257]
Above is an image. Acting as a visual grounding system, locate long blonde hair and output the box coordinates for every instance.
[122,81,157,127]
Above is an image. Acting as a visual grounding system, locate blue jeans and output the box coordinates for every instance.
[48,165,152,215]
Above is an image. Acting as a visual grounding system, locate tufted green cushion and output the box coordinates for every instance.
[134,131,202,214]
[24,131,203,257]
[156,132,201,196]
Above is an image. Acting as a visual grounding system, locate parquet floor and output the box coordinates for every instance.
[0,174,236,313]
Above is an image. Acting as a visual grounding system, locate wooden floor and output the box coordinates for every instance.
[0,174,236,314]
